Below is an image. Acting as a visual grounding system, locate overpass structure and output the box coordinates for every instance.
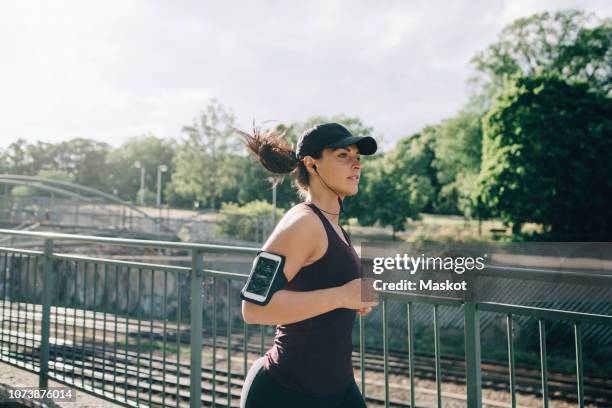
[0,175,176,240]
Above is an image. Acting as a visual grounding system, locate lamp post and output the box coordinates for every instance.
[156,165,168,234]
[267,177,277,227]
[134,161,145,206]
[156,164,168,207]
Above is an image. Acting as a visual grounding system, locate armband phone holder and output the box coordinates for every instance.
[240,250,287,306]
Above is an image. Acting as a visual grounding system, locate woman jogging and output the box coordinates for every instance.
[238,122,379,408]
[240,123,378,408]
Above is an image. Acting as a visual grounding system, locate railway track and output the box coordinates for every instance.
[1,338,416,407]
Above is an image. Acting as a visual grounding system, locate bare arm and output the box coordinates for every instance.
[241,208,325,325]
[242,286,342,325]
[241,207,378,325]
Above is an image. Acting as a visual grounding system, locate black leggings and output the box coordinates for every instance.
[240,357,366,408]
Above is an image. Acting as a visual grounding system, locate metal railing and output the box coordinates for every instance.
[0,229,611,407]
[0,230,260,407]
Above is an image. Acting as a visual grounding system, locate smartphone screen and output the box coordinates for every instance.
[245,256,280,296]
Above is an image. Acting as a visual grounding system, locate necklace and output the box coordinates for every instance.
[310,201,340,216]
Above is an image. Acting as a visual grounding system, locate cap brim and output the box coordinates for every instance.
[327,136,377,155]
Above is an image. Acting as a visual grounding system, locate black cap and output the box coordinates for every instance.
[295,123,377,160]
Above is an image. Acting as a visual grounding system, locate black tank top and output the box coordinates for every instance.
[262,200,361,396]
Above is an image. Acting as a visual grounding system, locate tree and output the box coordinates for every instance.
[342,154,379,224]
[53,138,112,191]
[37,169,74,183]
[2,139,40,175]
[388,131,438,213]
[0,138,112,193]
[215,200,284,242]
[172,99,242,209]
[234,155,298,209]
[353,150,433,239]
[107,134,176,203]
[430,110,484,215]
[473,74,612,240]
[470,10,612,98]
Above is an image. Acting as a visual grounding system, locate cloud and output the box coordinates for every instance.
[0,0,610,151]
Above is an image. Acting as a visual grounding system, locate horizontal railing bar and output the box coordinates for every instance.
[3,229,609,285]
[52,253,192,273]
[202,268,248,281]
[479,265,612,285]
[361,257,612,283]
[478,302,612,326]
[0,246,44,255]
[379,290,463,306]
[0,229,260,253]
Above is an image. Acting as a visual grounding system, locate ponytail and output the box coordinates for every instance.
[236,126,298,174]
[236,125,321,199]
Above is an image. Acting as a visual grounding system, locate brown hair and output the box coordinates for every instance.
[236,126,322,200]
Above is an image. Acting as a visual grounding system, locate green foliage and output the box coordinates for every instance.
[350,148,434,238]
[163,180,197,209]
[106,134,176,203]
[387,133,436,219]
[429,110,483,215]
[0,111,388,216]
[471,9,612,97]
[0,138,111,187]
[473,74,612,240]
[53,138,112,190]
[9,169,77,198]
[1,140,51,176]
[36,169,74,183]
[215,200,284,242]
[431,112,482,185]
[171,98,242,210]
[234,156,299,210]
[342,154,378,223]
[10,185,31,197]
[136,188,157,206]
[9,169,76,197]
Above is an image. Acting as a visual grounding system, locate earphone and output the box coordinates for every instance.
[311,164,344,213]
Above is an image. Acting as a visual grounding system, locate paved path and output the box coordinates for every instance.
[0,361,121,408]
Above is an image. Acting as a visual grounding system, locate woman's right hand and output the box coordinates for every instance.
[337,278,380,310]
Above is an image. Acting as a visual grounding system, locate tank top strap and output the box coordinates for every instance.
[303,201,351,247]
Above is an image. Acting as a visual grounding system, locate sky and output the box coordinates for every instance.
[1,0,610,152]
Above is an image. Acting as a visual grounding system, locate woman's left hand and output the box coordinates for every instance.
[357,307,372,316]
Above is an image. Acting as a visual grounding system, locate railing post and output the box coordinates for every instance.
[121,205,126,230]
[39,239,53,388]
[190,249,204,408]
[464,301,482,408]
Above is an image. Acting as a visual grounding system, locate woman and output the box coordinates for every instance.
[238,122,380,408]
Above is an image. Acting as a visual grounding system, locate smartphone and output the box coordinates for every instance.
[241,251,284,304]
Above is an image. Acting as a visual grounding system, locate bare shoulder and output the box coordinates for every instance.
[282,203,319,227]
[264,203,320,247]
[261,203,326,282]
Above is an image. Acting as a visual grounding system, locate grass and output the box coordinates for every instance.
[344,213,543,243]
